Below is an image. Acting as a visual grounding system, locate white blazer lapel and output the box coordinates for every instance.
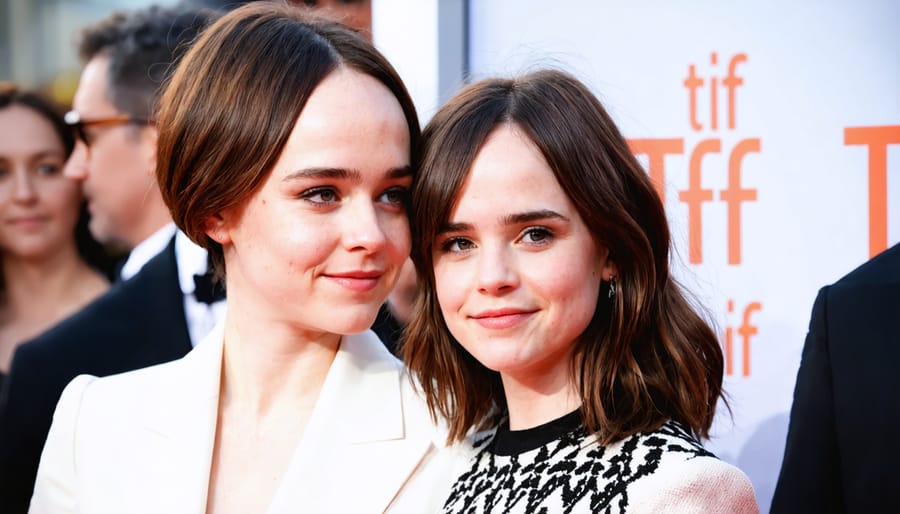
[135,321,224,513]
[268,331,436,514]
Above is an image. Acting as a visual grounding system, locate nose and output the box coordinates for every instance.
[12,170,37,204]
[63,143,89,181]
[341,198,387,253]
[476,244,518,295]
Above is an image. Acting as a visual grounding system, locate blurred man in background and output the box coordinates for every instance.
[0,6,222,512]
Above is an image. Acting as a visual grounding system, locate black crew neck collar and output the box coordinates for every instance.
[491,409,583,456]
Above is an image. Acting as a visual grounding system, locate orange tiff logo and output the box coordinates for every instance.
[723,299,761,377]
[629,137,758,265]
[844,126,900,258]
[684,52,747,131]
[629,52,758,266]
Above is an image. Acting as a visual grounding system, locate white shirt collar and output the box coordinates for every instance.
[175,230,227,348]
[119,223,178,281]
[175,231,213,295]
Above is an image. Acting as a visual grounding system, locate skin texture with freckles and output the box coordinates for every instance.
[210,67,412,343]
[204,67,413,514]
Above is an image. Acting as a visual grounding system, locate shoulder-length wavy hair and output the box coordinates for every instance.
[155,1,419,274]
[404,69,724,445]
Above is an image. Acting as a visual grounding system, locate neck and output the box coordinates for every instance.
[500,363,581,431]
[219,295,340,418]
[2,243,99,321]
[127,198,173,249]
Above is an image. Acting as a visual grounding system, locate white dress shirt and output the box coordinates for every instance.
[118,223,226,347]
[175,231,227,347]
[118,223,177,281]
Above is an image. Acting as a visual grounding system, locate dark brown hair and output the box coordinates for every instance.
[0,83,74,156]
[155,1,419,274]
[77,4,219,120]
[404,69,725,444]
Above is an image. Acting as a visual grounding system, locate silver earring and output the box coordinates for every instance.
[608,276,617,299]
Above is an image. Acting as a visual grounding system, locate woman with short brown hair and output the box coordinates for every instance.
[32,4,465,513]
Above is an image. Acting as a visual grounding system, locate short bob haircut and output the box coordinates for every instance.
[156,1,419,274]
[404,69,725,445]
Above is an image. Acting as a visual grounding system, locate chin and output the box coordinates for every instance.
[481,360,519,375]
[329,305,381,335]
[463,343,532,375]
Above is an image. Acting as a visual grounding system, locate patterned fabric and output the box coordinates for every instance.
[442,416,717,514]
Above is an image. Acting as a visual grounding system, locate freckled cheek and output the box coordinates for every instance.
[275,222,331,275]
[552,266,601,323]
[433,262,466,315]
[533,265,594,304]
[383,218,411,261]
[290,240,332,274]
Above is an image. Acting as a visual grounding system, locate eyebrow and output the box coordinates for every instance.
[502,209,569,225]
[283,165,412,182]
[0,151,64,166]
[29,150,66,161]
[438,209,570,235]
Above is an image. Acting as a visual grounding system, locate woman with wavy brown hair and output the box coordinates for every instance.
[404,69,759,513]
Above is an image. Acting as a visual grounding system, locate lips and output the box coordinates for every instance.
[6,216,47,230]
[324,270,384,292]
[470,307,538,329]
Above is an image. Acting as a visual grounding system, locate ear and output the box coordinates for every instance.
[596,245,618,281]
[204,211,232,245]
[602,259,618,282]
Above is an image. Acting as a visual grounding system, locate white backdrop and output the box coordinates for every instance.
[378,1,900,510]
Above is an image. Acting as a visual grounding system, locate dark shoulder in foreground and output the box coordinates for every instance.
[832,242,900,290]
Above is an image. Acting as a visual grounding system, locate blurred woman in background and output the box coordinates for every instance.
[0,84,109,388]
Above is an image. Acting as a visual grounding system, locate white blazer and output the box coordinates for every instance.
[30,324,471,514]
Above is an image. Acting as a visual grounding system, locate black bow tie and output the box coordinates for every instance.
[193,272,226,304]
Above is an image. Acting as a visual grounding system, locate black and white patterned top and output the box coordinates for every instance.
[442,411,759,514]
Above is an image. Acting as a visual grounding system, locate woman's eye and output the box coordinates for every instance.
[300,187,339,204]
[379,187,409,207]
[441,237,475,253]
[36,164,60,176]
[521,227,552,244]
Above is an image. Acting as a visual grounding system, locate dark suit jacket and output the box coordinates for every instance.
[371,303,403,356]
[771,243,900,514]
[0,237,192,513]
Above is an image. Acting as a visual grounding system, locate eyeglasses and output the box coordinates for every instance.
[64,110,151,147]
